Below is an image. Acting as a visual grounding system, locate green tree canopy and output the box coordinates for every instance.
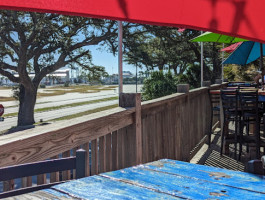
[122,25,223,87]
[83,65,108,85]
[0,10,117,126]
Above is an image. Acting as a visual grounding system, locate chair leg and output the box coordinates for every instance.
[234,118,238,159]
[256,118,261,159]
[209,109,213,147]
[238,119,244,161]
[221,119,227,156]
[263,114,265,138]
[246,118,249,153]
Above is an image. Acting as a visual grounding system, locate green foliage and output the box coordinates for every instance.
[0,10,117,125]
[223,66,236,81]
[123,27,200,74]
[11,85,20,100]
[177,64,201,89]
[235,65,257,81]
[82,65,109,85]
[39,84,46,88]
[223,64,258,82]
[122,25,224,85]
[64,81,70,87]
[141,71,178,101]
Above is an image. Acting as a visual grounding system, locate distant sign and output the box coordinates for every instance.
[0,104,4,116]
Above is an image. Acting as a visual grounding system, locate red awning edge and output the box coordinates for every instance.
[0,0,265,43]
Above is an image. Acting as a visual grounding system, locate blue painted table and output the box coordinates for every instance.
[20,159,265,199]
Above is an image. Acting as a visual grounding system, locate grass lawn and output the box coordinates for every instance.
[0,85,117,101]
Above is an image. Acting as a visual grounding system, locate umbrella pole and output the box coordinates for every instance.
[201,31,204,87]
[222,43,224,82]
[260,43,264,90]
[118,21,123,94]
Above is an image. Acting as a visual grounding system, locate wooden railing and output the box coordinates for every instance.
[0,83,227,193]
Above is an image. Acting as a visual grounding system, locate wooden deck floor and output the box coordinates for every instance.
[190,125,264,172]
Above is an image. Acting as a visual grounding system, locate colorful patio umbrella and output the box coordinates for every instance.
[1,1,265,44]
[220,42,243,53]
[223,42,265,65]
[223,41,265,86]
[190,32,248,44]
[190,32,247,83]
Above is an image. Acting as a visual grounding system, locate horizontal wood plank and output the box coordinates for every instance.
[0,108,134,167]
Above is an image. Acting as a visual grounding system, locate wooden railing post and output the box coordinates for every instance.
[177,84,190,161]
[135,94,142,164]
[177,84,189,93]
[215,79,222,84]
[119,93,142,165]
[202,81,211,87]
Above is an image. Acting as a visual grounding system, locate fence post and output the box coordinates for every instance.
[119,93,142,165]
[215,79,222,84]
[76,148,87,179]
[177,84,189,93]
[202,81,211,87]
[177,84,190,161]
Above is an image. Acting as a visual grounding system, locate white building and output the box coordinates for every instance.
[103,71,134,84]
[12,69,70,85]
[41,69,70,85]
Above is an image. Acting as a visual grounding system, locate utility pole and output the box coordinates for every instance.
[201,31,204,87]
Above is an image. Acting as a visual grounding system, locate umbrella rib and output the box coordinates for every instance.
[216,34,222,42]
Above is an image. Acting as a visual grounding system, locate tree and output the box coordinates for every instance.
[83,65,108,85]
[123,26,200,73]
[0,11,117,126]
[123,25,223,85]
[177,63,201,89]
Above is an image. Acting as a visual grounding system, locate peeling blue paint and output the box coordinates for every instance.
[51,176,180,199]
[144,159,265,193]
[39,159,265,200]
[103,165,265,199]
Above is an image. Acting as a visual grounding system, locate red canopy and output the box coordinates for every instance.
[0,0,265,43]
[220,42,243,53]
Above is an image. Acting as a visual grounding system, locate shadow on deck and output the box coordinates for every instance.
[190,125,264,172]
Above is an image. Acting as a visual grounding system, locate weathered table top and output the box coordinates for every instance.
[10,159,265,199]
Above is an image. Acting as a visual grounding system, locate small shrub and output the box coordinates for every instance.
[141,71,178,101]
[11,85,20,100]
[39,84,46,88]
[64,81,70,87]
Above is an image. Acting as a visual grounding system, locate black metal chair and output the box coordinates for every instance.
[209,90,221,147]
[220,89,239,157]
[0,149,87,198]
[238,90,262,160]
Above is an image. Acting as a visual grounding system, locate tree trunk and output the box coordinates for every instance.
[211,43,222,82]
[17,84,37,126]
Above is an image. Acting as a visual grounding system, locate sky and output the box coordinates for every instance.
[89,45,137,75]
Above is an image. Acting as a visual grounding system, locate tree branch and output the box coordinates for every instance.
[0,62,18,72]
[0,35,19,55]
[0,68,19,83]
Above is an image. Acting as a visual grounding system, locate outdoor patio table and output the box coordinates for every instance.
[14,159,265,199]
